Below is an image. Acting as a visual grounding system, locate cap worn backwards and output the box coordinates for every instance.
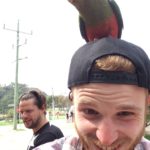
[68,37,150,90]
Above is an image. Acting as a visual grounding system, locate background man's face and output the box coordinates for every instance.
[73,83,147,150]
[19,99,44,130]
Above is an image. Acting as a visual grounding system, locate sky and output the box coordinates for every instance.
[0,0,150,95]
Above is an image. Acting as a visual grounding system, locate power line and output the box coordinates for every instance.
[3,20,32,130]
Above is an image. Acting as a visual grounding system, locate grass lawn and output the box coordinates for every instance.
[145,134,150,140]
[0,120,13,126]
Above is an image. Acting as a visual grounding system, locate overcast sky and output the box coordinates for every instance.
[0,0,149,95]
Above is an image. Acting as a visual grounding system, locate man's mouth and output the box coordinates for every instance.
[97,143,121,150]
[24,119,31,124]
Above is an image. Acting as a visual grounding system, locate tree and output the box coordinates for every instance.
[0,83,28,120]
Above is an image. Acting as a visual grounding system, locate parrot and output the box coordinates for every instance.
[68,0,124,42]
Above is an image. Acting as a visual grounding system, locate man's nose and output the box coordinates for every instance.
[96,119,118,146]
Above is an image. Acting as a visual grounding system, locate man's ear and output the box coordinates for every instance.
[41,104,46,115]
[147,95,150,106]
[69,91,73,102]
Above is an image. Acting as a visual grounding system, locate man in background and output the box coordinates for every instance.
[18,89,64,150]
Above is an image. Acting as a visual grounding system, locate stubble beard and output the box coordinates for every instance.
[24,115,42,130]
[74,122,145,150]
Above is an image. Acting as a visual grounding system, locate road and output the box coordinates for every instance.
[0,119,75,150]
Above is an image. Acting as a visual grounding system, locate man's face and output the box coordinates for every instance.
[73,83,147,150]
[19,99,44,131]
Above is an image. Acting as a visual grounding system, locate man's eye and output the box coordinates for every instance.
[117,111,134,117]
[83,109,98,115]
[26,110,32,113]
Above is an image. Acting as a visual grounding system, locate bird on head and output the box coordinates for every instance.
[68,0,124,42]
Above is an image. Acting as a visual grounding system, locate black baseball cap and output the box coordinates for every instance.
[68,37,150,90]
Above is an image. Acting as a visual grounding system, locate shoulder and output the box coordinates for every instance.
[135,137,150,150]
[50,124,64,137]
[40,124,63,137]
[33,135,82,150]
[34,124,63,147]
[33,137,67,150]
[141,137,150,149]
[42,123,61,132]
[50,124,61,131]
[36,129,63,143]
[38,123,63,137]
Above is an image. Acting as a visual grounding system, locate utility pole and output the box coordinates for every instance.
[51,88,55,120]
[3,20,32,130]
